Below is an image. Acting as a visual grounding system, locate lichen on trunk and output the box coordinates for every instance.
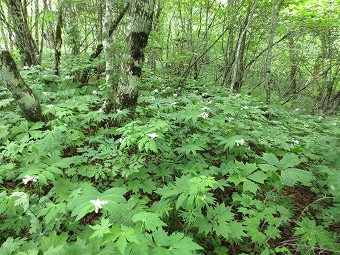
[0,50,43,122]
[115,0,155,117]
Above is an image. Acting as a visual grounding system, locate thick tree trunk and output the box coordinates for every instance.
[115,0,155,116]
[5,0,39,66]
[0,50,43,121]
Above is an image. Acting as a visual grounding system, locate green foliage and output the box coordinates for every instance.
[0,76,339,254]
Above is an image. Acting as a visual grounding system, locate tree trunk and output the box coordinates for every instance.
[115,0,155,116]
[79,1,130,84]
[4,0,39,66]
[264,0,284,104]
[230,0,258,93]
[0,50,43,122]
[53,0,63,76]
[100,0,116,113]
[288,33,298,94]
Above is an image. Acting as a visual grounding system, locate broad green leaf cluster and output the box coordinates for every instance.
[0,72,339,254]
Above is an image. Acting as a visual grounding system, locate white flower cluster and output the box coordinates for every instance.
[146,133,159,139]
[90,199,108,213]
[291,138,299,145]
[241,106,248,110]
[46,104,54,108]
[235,139,245,146]
[22,175,39,185]
[198,112,209,119]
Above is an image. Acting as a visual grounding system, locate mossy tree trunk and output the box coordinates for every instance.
[0,50,43,122]
[114,0,155,116]
[4,0,39,66]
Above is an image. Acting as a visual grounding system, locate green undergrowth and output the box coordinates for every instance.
[0,76,339,255]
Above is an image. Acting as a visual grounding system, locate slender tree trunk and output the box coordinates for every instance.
[34,0,39,55]
[4,0,39,66]
[0,50,43,122]
[288,33,298,94]
[100,0,115,113]
[38,0,47,63]
[79,1,130,84]
[264,0,284,104]
[54,0,63,76]
[114,0,155,116]
[230,0,258,93]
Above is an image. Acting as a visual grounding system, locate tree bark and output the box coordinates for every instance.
[230,0,258,93]
[0,50,43,122]
[54,0,63,76]
[100,0,115,113]
[4,0,39,66]
[264,0,284,104]
[79,1,130,84]
[114,0,155,116]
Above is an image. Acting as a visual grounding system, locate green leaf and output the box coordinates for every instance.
[229,221,246,239]
[168,232,203,255]
[40,232,68,253]
[214,222,231,239]
[280,154,300,169]
[10,192,29,212]
[247,171,268,184]
[281,168,313,186]
[243,180,260,194]
[132,212,166,231]
[262,153,280,167]
[90,218,112,238]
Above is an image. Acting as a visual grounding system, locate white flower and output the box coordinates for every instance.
[153,89,159,93]
[295,108,300,111]
[241,106,248,110]
[235,139,245,146]
[170,102,177,105]
[291,138,299,145]
[194,90,198,93]
[228,117,234,121]
[202,106,210,111]
[173,93,178,97]
[146,133,159,139]
[42,92,50,96]
[92,90,98,95]
[116,109,122,114]
[46,104,54,108]
[166,86,171,89]
[202,92,208,96]
[201,195,206,200]
[304,124,309,128]
[90,199,108,213]
[98,108,104,113]
[198,112,209,119]
[65,75,71,79]
[119,137,125,143]
[23,66,29,70]
[43,74,48,77]
[23,175,39,185]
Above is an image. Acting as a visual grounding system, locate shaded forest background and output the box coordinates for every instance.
[0,0,339,114]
